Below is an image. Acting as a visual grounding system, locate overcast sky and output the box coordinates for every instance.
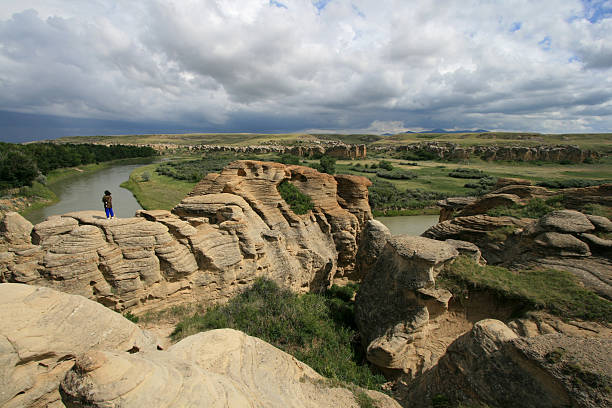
[1,0,611,142]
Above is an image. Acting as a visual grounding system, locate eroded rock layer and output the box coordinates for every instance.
[0,161,372,311]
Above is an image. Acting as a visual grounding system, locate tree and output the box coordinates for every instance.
[319,155,336,174]
[0,149,39,189]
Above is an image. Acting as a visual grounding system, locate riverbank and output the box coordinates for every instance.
[121,163,197,210]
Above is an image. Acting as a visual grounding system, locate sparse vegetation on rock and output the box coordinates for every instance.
[277,180,314,215]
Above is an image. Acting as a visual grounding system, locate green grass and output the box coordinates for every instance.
[437,256,612,322]
[172,279,386,391]
[277,180,314,215]
[486,197,565,219]
[121,163,197,210]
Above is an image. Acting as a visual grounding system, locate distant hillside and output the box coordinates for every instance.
[49,131,612,151]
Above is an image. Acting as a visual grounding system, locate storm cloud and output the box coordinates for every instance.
[0,0,611,141]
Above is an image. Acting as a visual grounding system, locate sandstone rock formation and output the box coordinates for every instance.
[354,235,466,378]
[0,284,400,408]
[0,161,372,312]
[404,320,612,408]
[61,329,400,408]
[0,283,159,408]
[384,141,601,163]
[424,209,612,299]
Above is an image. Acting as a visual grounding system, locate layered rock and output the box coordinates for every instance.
[354,235,464,378]
[61,329,400,408]
[0,283,158,408]
[386,142,601,163]
[0,161,372,311]
[405,320,612,408]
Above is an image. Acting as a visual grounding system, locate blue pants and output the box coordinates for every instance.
[105,207,114,218]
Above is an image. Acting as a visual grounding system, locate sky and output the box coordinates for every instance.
[0,0,611,142]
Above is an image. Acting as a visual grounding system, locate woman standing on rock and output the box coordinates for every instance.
[102,190,114,219]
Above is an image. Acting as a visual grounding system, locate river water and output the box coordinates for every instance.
[375,215,440,236]
[25,163,146,225]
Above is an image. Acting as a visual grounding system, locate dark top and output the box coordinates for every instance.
[102,194,112,209]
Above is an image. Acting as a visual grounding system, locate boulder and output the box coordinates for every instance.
[0,283,158,408]
[355,219,391,280]
[60,329,401,408]
[406,320,612,408]
[355,236,458,377]
[537,210,595,234]
[586,214,612,232]
[456,193,522,217]
[0,212,33,246]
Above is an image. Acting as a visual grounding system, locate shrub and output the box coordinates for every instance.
[448,168,488,179]
[172,279,386,390]
[311,155,336,174]
[277,180,314,215]
[375,169,418,180]
[276,154,301,165]
[536,179,609,189]
[377,160,394,171]
[487,197,563,218]
[156,158,231,182]
[141,171,151,182]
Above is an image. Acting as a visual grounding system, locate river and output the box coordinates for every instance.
[375,215,440,236]
[24,162,146,225]
[23,161,441,235]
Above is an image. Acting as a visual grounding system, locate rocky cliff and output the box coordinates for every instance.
[0,161,372,312]
[379,142,602,163]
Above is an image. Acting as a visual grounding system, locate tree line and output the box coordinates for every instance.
[0,142,157,189]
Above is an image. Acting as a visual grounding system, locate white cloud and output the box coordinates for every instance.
[0,0,611,137]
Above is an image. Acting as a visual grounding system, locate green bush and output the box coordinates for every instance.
[536,179,609,189]
[487,197,563,218]
[277,180,314,215]
[275,154,301,165]
[375,169,417,180]
[448,168,488,179]
[318,155,337,174]
[377,160,394,171]
[172,279,386,390]
[155,158,231,182]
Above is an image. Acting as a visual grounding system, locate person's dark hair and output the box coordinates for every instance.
[104,190,111,195]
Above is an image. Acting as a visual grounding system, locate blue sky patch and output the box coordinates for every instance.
[509,22,522,32]
[539,36,552,50]
[314,0,332,12]
[352,4,365,18]
[580,0,612,22]
[269,0,288,9]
